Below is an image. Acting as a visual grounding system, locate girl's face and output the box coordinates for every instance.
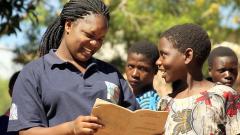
[156,37,186,83]
[63,13,108,62]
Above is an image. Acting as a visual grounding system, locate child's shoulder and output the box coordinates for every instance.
[157,95,172,111]
[209,84,237,94]
[207,84,239,102]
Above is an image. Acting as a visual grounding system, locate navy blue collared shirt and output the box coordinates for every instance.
[8,50,139,132]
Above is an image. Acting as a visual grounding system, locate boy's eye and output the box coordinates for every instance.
[139,67,149,72]
[218,69,226,73]
[127,65,134,69]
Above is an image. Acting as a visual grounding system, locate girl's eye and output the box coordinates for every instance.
[160,52,166,58]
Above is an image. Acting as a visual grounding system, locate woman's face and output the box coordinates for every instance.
[156,37,186,83]
[63,14,108,62]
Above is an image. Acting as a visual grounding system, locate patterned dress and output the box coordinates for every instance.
[136,89,160,111]
[158,84,240,135]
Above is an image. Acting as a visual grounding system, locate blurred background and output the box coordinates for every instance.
[0,0,240,115]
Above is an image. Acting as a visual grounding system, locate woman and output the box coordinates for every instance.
[8,0,139,135]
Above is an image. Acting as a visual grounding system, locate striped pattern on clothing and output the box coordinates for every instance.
[136,90,160,111]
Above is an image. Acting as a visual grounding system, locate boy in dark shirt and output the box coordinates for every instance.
[208,46,238,87]
[0,71,20,135]
[125,40,160,110]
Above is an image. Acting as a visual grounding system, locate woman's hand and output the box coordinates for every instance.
[71,115,103,135]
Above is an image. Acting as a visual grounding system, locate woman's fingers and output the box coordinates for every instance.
[72,115,104,135]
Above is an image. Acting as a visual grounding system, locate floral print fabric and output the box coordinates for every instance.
[158,85,240,135]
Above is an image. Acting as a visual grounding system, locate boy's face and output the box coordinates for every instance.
[125,53,156,92]
[209,56,238,87]
[156,37,186,83]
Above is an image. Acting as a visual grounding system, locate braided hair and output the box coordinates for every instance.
[39,0,110,56]
[161,23,211,66]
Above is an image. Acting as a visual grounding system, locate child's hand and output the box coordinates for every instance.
[71,115,103,135]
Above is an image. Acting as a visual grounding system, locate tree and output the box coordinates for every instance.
[5,0,240,72]
[0,0,41,36]
[100,0,240,72]
[12,0,61,64]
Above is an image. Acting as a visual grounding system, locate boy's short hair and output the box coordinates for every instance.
[161,23,211,66]
[208,46,238,68]
[8,71,20,97]
[128,40,159,66]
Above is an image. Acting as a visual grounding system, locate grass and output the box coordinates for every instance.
[0,78,11,115]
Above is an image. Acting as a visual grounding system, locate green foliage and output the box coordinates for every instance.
[108,0,224,45]
[0,78,11,115]
[3,0,240,74]
[106,0,240,73]
[0,0,40,36]
[12,0,61,65]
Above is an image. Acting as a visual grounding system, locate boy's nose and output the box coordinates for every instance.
[224,71,234,80]
[132,69,140,77]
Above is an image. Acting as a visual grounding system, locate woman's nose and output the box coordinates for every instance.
[90,40,101,48]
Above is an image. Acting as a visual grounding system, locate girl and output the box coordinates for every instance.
[156,23,240,135]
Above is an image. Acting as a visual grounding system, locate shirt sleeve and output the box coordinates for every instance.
[224,89,240,135]
[8,64,48,132]
[118,76,140,111]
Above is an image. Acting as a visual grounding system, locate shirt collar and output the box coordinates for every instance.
[44,49,98,70]
[44,49,66,65]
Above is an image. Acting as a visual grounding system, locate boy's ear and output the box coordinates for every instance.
[184,48,193,64]
[208,67,212,77]
[208,71,212,77]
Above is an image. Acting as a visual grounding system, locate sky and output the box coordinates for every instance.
[220,4,240,29]
[0,47,22,79]
[0,1,59,79]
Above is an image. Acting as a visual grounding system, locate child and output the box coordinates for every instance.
[208,46,238,87]
[7,0,139,135]
[0,71,20,135]
[125,40,160,110]
[156,23,240,134]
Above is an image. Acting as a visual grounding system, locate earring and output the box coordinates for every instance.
[67,32,69,35]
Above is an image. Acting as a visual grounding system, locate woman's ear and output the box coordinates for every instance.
[184,48,193,64]
[64,20,73,34]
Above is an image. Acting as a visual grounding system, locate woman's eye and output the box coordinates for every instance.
[85,33,93,38]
